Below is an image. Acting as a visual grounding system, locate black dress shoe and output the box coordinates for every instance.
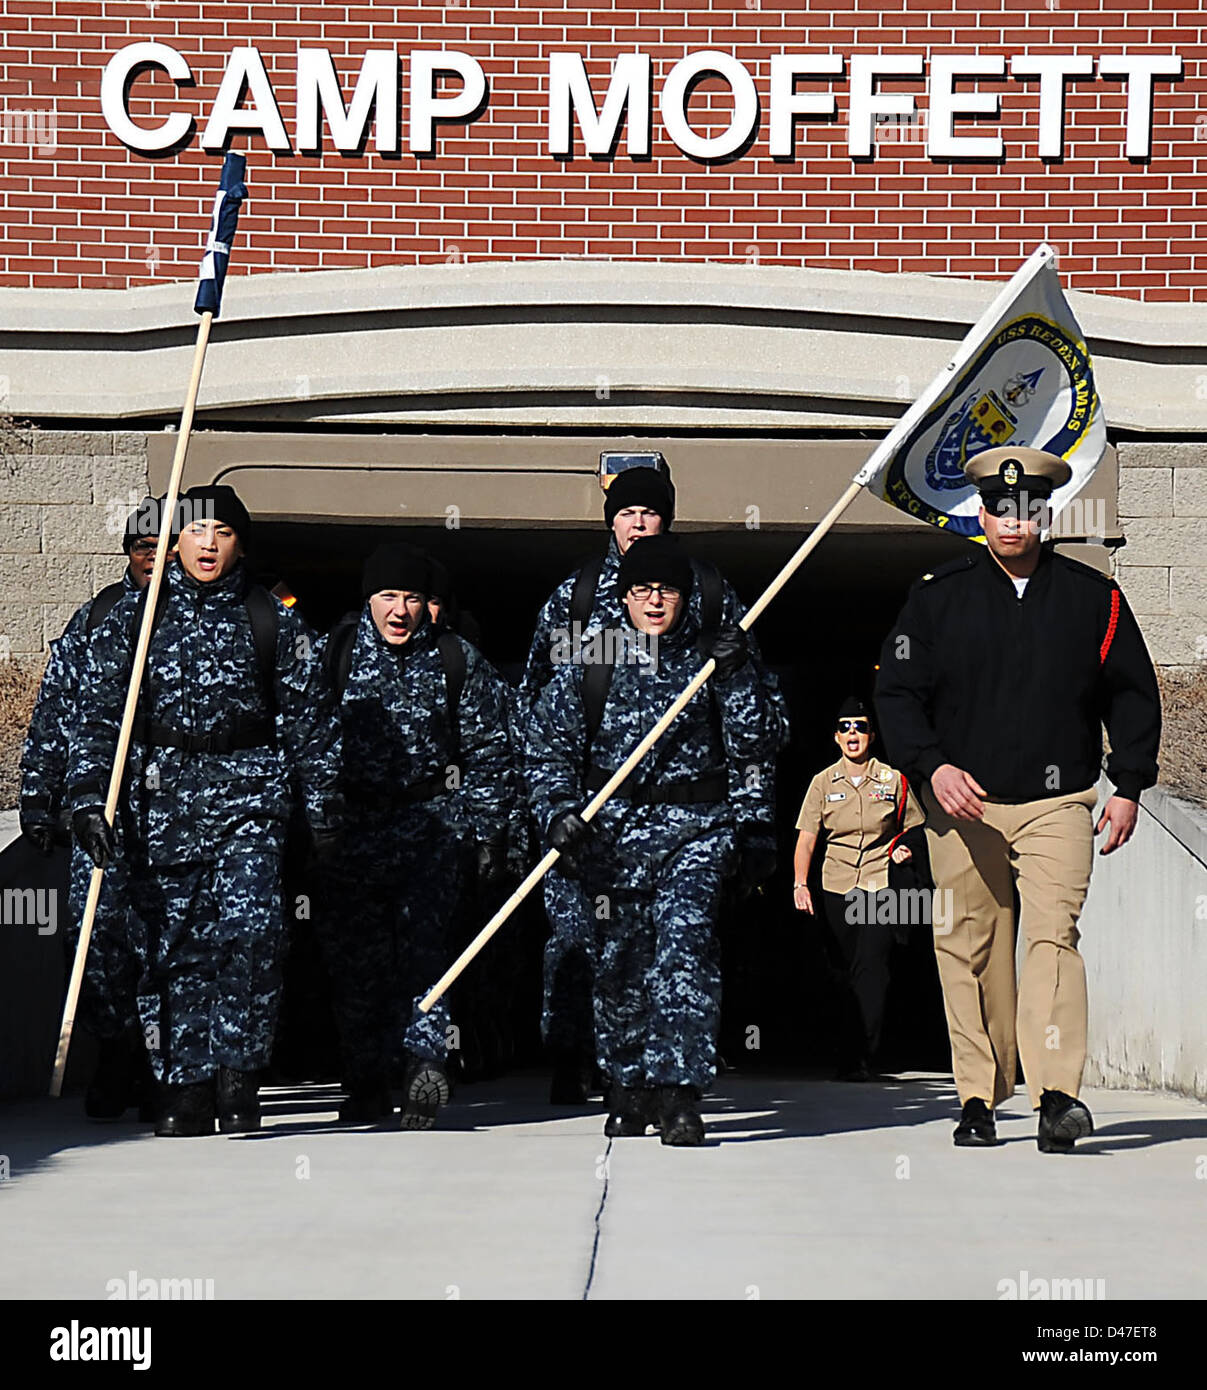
[156,1081,216,1138]
[401,1057,451,1131]
[216,1067,261,1134]
[1037,1089,1093,1153]
[953,1097,998,1147]
[603,1086,651,1137]
[658,1086,705,1147]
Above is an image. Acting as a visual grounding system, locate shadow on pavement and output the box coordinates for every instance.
[6,1073,1204,1174]
[1072,1118,1207,1154]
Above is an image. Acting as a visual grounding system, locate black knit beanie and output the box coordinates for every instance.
[603,467,676,530]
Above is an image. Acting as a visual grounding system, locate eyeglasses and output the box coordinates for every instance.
[628,584,681,601]
[128,539,157,556]
[837,719,870,733]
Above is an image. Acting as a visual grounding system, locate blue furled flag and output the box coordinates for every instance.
[194,153,247,318]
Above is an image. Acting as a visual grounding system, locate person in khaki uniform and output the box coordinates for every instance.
[793,696,924,1080]
[875,446,1161,1152]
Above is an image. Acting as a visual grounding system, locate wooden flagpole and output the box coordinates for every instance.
[417,477,865,1014]
[49,312,214,1097]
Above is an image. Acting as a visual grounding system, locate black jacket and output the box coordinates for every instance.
[874,545,1161,803]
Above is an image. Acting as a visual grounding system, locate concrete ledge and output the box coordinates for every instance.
[1,262,1204,430]
[1140,783,1207,869]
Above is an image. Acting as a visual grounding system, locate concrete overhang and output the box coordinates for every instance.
[150,430,1120,545]
[4,260,1205,432]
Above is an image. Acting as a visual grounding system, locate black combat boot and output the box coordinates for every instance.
[953,1097,997,1147]
[549,1048,594,1105]
[604,1085,650,1137]
[339,1073,397,1127]
[132,1042,159,1123]
[1037,1089,1093,1153]
[400,1056,451,1131]
[658,1086,705,1147]
[84,1033,137,1121]
[215,1067,261,1134]
[155,1081,216,1137]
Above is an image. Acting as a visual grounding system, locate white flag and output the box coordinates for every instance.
[856,244,1105,540]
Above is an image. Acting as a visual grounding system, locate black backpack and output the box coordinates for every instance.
[323,614,467,752]
[85,581,128,635]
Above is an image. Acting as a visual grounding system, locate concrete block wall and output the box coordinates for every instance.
[1115,442,1207,669]
[0,428,148,657]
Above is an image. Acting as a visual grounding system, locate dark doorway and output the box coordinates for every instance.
[255,520,968,1079]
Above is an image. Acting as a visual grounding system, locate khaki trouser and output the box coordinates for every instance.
[922,784,1098,1110]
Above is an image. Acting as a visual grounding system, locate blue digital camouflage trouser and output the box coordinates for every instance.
[66,844,140,1041]
[316,832,459,1085]
[127,845,286,1087]
[541,867,596,1055]
[588,829,728,1091]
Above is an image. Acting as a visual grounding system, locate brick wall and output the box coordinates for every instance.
[0,2,1203,298]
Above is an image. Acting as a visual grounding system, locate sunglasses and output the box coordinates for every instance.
[837,719,870,733]
[984,494,1050,521]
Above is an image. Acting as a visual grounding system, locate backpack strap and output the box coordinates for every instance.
[581,652,616,751]
[86,581,128,635]
[324,613,360,697]
[243,584,280,718]
[569,551,607,640]
[691,557,725,657]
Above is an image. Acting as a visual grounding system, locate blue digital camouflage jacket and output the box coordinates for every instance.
[313,604,514,859]
[20,568,140,835]
[525,609,776,892]
[66,560,340,867]
[515,533,790,781]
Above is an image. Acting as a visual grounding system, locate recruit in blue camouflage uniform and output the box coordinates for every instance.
[66,559,341,1093]
[515,529,789,1062]
[525,591,776,1106]
[20,570,142,1046]
[313,602,514,1100]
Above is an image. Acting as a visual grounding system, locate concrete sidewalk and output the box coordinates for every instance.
[1,1073,1205,1300]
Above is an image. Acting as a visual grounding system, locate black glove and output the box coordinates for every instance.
[72,807,116,869]
[707,624,751,682]
[475,834,508,891]
[20,816,55,858]
[737,845,777,896]
[548,809,594,880]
